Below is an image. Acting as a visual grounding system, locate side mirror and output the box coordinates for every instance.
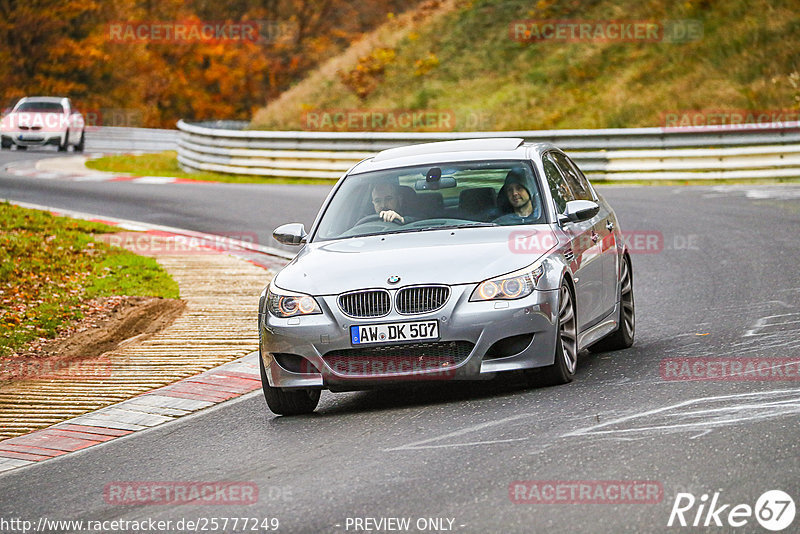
[561,200,600,223]
[273,223,307,246]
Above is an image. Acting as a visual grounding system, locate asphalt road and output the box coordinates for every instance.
[1,148,799,533]
[0,149,329,254]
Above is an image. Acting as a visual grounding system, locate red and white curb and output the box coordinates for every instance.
[0,201,293,475]
[0,352,263,474]
[3,153,213,184]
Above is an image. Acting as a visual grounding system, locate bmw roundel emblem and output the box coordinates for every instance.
[387,275,401,284]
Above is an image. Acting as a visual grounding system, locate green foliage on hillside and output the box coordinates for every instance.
[252,0,800,131]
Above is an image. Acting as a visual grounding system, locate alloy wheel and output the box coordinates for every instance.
[559,284,577,374]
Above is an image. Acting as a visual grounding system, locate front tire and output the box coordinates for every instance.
[259,351,320,415]
[75,130,85,152]
[534,282,578,386]
[590,253,635,352]
[58,132,69,152]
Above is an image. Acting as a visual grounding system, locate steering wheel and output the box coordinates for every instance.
[353,213,403,226]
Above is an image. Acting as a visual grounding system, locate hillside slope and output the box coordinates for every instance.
[251,0,800,131]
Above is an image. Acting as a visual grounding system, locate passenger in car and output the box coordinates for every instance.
[492,169,541,225]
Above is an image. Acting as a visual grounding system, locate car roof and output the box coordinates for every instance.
[349,138,560,174]
[18,97,67,103]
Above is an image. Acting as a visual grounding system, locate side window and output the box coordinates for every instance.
[543,153,574,213]
[552,152,593,201]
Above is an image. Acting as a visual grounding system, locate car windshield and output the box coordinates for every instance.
[15,101,64,113]
[313,160,545,241]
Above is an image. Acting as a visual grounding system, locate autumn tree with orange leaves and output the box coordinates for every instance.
[0,0,419,127]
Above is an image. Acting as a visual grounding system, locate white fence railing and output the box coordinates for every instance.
[176,120,800,181]
[86,127,178,153]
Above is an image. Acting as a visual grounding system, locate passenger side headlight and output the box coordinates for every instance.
[266,284,321,317]
[470,263,544,302]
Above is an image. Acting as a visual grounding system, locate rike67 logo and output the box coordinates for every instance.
[668,490,795,531]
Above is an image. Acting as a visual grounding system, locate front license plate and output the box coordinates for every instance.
[350,320,439,345]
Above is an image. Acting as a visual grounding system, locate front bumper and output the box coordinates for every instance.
[260,285,560,390]
[2,132,65,147]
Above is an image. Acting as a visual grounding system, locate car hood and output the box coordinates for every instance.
[273,226,558,295]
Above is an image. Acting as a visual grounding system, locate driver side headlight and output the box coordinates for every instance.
[469,262,545,302]
[266,284,322,318]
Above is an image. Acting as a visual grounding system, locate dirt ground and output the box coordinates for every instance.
[7,296,186,364]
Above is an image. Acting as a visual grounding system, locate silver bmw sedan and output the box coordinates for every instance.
[259,138,635,415]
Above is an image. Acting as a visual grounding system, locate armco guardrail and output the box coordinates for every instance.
[176,120,800,181]
[86,126,178,153]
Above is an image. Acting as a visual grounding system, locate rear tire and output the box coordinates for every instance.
[0,138,10,149]
[590,254,635,352]
[259,351,320,415]
[532,282,577,386]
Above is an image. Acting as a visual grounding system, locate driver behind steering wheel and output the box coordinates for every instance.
[371,182,408,224]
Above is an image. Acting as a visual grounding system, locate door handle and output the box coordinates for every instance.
[591,231,599,243]
[606,220,614,231]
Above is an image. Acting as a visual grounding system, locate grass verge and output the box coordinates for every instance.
[85,151,336,185]
[0,202,179,357]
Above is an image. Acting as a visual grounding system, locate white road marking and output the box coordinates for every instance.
[387,387,800,452]
[702,185,800,200]
[743,313,800,336]
[117,222,149,231]
[388,438,529,451]
[0,458,35,473]
[562,388,800,439]
[132,176,176,184]
[72,175,113,182]
[384,413,533,451]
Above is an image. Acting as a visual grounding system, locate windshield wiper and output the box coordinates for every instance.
[432,222,499,229]
[342,222,500,239]
[380,227,437,235]
[378,222,499,235]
